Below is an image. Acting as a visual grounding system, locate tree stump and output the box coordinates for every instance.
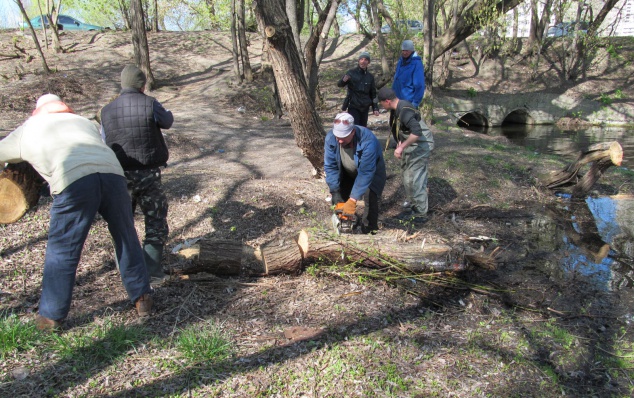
[0,162,44,224]
[544,141,623,197]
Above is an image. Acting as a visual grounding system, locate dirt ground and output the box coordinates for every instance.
[1,29,633,397]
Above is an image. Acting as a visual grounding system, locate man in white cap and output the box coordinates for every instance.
[324,112,386,234]
[337,51,379,127]
[0,94,153,331]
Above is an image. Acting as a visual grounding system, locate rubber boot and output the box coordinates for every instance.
[143,243,169,285]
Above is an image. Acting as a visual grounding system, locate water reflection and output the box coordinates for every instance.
[527,196,634,291]
[467,124,634,166]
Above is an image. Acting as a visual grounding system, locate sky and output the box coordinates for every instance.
[1,0,21,28]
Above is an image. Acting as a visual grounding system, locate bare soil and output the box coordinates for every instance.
[1,30,633,397]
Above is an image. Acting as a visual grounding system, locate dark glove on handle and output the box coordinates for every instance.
[331,191,344,205]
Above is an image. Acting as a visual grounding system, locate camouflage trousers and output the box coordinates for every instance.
[125,168,169,246]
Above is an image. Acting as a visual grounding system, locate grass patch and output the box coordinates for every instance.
[47,320,147,367]
[0,312,41,359]
[176,321,233,363]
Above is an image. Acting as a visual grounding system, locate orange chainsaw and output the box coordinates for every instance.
[331,202,357,234]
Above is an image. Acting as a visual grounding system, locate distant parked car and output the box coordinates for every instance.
[22,15,104,31]
[380,20,423,34]
[547,21,588,37]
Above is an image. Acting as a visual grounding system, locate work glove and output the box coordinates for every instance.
[331,191,344,205]
[342,198,356,215]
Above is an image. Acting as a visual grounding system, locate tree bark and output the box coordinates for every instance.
[175,240,247,276]
[237,0,253,82]
[0,163,44,224]
[230,0,242,82]
[253,0,325,176]
[130,0,155,90]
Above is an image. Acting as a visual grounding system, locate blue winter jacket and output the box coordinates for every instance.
[393,52,425,108]
[324,126,386,200]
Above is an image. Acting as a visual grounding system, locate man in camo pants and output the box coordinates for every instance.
[101,65,173,284]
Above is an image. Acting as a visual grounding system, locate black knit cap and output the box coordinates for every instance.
[120,64,146,89]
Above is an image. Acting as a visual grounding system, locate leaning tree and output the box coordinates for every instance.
[253,0,326,176]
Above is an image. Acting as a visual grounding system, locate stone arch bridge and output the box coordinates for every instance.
[438,92,634,127]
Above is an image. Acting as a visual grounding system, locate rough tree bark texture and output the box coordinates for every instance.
[130,0,155,90]
[253,0,326,176]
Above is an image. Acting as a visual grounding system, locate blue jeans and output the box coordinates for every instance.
[39,173,151,321]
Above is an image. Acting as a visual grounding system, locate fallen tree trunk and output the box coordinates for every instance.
[0,162,44,224]
[544,141,623,197]
[175,230,498,277]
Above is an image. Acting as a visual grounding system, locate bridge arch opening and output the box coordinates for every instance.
[457,112,489,128]
[502,109,535,125]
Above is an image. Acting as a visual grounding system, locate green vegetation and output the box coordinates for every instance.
[176,322,233,363]
[0,312,41,359]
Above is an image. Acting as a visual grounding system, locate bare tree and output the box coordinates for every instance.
[253,0,325,175]
[237,0,253,82]
[230,0,242,82]
[14,0,50,74]
[130,0,155,90]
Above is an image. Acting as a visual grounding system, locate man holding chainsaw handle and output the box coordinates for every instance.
[324,112,386,234]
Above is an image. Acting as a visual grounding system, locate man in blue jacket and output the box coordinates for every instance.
[393,40,425,108]
[324,112,386,234]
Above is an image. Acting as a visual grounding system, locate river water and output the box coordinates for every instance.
[466,123,634,296]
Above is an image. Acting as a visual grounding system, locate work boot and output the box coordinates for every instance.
[135,293,153,317]
[143,243,170,285]
[35,314,61,332]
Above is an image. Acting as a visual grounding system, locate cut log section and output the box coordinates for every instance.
[174,239,247,276]
[0,162,44,224]
[544,141,623,197]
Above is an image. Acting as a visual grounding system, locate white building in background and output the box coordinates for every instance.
[607,0,634,36]
[499,0,634,37]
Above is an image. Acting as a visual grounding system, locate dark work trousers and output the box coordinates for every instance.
[347,106,370,127]
[339,173,380,230]
[39,173,151,320]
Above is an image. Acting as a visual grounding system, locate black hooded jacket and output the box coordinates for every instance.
[337,66,378,112]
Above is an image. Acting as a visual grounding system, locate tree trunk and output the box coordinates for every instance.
[286,0,305,74]
[230,0,242,82]
[176,230,483,277]
[0,163,45,224]
[15,0,50,74]
[253,0,325,176]
[237,0,253,82]
[304,0,337,102]
[130,0,155,90]
[544,141,623,197]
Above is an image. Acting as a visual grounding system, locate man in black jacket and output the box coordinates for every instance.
[337,51,379,127]
[101,65,174,284]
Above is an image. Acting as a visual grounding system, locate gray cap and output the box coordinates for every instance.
[121,64,146,90]
[401,40,415,51]
[358,51,371,62]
